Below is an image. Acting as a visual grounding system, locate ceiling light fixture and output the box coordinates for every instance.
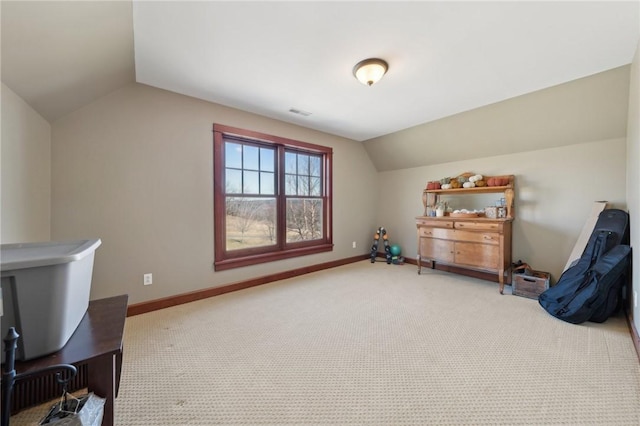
[353,58,388,86]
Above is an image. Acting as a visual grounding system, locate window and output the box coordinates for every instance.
[213,124,333,270]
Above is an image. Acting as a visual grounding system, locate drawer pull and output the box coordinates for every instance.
[483,235,494,240]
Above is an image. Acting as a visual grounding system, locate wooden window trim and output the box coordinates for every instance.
[213,124,333,271]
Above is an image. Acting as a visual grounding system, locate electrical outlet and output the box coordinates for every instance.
[634,291,638,308]
[144,273,153,285]
[352,241,357,249]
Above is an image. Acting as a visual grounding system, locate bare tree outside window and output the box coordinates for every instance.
[286,198,322,241]
[284,151,323,242]
[225,197,277,250]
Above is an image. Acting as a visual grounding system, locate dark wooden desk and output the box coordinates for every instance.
[14,294,128,426]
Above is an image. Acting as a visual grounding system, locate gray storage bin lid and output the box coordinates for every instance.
[1,239,102,271]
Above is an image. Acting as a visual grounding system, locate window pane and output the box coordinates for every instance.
[286,198,323,242]
[243,171,259,194]
[225,142,242,169]
[243,145,259,170]
[226,169,242,194]
[285,173,296,195]
[215,124,332,270]
[310,156,321,177]
[260,172,275,195]
[310,177,321,196]
[285,152,297,174]
[226,197,277,250]
[297,154,309,175]
[260,148,274,172]
[297,176,309,196]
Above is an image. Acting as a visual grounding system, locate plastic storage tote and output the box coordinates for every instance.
[1,239,101,361]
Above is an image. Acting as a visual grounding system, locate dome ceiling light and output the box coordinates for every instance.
[353,58,388,86]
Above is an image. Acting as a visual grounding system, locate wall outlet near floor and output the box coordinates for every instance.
[352,241,357,249]
[144,273,153,285]
[634,291,638,308]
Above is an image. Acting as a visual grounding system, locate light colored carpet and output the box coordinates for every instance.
[10,261,640,425]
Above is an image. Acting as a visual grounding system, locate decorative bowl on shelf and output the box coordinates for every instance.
[450,212,485,218]
[450,209,486,218]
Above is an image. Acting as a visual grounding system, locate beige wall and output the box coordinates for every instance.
[364,66,630,171]
[376,138,626,283]
[5,55,637,313]
[51,83,378,303]
[1,83,51,243]
[367,67,631,285]
[627,40,639,331]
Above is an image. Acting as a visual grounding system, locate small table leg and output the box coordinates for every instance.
[87,354,116,426]
[115,350,123,398]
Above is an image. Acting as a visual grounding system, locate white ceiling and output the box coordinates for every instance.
[2,1,639,141]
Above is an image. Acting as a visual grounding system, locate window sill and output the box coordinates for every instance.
[214,243,333,271]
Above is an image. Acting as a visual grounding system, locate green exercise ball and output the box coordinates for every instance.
[390,244,401,256]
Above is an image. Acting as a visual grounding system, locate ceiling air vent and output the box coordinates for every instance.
[288,108,312,117]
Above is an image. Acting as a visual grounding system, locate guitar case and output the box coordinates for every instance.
[538,209,630,324]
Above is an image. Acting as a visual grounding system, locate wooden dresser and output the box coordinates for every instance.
[416,216,513,293]
[417,174,515,293]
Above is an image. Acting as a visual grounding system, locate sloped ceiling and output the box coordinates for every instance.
[2,1,639,142]
[1,1,135,122]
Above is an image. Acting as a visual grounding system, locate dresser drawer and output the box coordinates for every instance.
[454,221,501,231]
[417,219,454,229]
[453,230,500,245]
[419,227,456,239]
